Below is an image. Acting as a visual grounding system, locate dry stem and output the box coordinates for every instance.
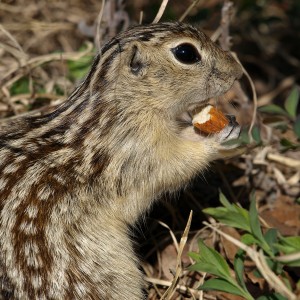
[152,0,169,23]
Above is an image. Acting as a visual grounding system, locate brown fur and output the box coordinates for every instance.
[0,22,243,299]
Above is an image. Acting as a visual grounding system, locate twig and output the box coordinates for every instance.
[258,76,295,106]
[275,252,300,263]
[219,1,234,51]
[157,220,179,252]
[267,153,300,169]
[152,0,169,23]
[160,211,193,299]
[3,21,73,32]
[95,0,106,51]
[145,276,206,299]
[0,42,94,89]
[139,11,144,25]
[0,25,27,59]
[0,97,65,126]
[1,86,18,115]
[217,1,257,143]
[179,0,204,22]
[232,53,257,143]
[211,1,234,45]
[210,27,222,42]
[142,262,164,298]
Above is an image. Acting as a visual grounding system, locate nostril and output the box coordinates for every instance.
[226,114,239,127]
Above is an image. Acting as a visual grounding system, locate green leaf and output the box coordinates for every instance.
[249,198,263,241]
[67,55,93,80]
[10,77,30,96]
[234,204,251,222]
[204,195,251,232]
[274,236,300,266]
[188,252,201,261]
[241,233,261,245]
[251,125,262,144]
[203,207,250,231]
[257,293,288,300]
[281,273,292,291]
[264,228,279,254]
[239,128,251,144]
[259,104,288,116]
[197,239,231,278]
[189,262,225,278]
[234,249,248,291]
[219,192,232,210]
[221,137,244,147]
[265,257,283,275]
[272,244,295,254]
[199,278,254,300]
[284,86,299,119]
[280,138,300,151]
[249,197,272,255]
[279,259,300,268]
[277,236,300,252]
[189,240,234,280]
[294,117,300,139]
[253,268,263,278]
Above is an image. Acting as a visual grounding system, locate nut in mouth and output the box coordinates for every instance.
[192,105,229,134]
[177,99,240,142]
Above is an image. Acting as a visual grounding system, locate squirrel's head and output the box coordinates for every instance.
[88,22,243,122]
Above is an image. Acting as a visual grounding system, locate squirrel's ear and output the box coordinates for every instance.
[129,45,147,76]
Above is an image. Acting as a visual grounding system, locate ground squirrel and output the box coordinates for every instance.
[0,22,243,299]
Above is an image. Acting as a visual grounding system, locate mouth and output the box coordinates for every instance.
[177,98,240,141]
[177,100,211,126]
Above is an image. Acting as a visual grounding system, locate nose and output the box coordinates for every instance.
[226,52,243,80]
[226,114,239,127]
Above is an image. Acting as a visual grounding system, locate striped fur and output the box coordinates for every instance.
[0,22,242,299]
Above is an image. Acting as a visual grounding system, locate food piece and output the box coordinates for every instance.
[192,105,229,133]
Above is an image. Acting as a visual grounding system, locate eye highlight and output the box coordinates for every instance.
[172,43,201,65]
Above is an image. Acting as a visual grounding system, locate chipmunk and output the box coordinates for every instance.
[0,22,243,299]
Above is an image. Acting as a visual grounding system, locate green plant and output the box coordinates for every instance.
[67,53,93,81]
[189,192,300,299]
[259,86,300,150]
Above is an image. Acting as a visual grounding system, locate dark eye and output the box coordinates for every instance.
[172,43,201,64]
